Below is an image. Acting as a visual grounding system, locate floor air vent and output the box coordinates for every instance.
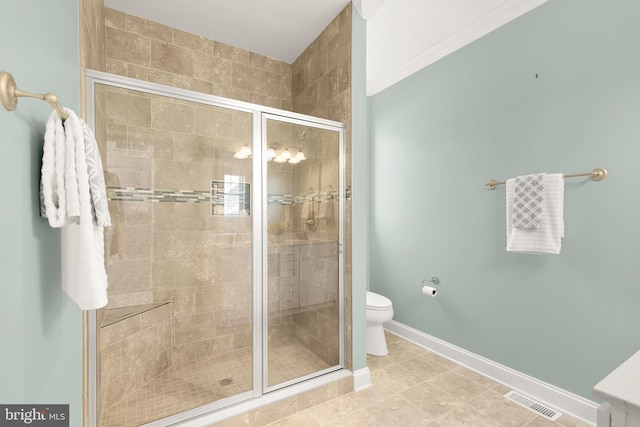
[503,391,562,421]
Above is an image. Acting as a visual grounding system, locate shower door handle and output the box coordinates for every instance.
[334,242,342,254]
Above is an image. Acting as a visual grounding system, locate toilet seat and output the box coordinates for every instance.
[366,291,392,311]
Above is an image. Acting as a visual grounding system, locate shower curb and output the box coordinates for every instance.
[174,370,352,426]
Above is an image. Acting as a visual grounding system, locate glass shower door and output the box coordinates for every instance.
[263,115,343,390]
[95,82,255,426]
[89,71,347,427]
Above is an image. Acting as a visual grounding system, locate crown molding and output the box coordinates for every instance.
[367,0,548,96]
[353,0,386,20]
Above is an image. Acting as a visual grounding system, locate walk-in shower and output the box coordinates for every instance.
[86,70,345,427]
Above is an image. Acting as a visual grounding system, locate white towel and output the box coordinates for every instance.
[301,194,314,219]
[41,109,109,310]
[280,203,291,228]
[506,173,564,255]
[40,113,68,226]
[317,190,333,219]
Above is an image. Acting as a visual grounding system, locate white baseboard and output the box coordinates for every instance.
[353,367,372,392]
[385,321,598,426]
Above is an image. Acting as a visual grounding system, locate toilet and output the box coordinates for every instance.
[366,291,394,356]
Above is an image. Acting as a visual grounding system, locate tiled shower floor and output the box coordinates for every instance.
[267,335,332,387]
[99,336,330,427]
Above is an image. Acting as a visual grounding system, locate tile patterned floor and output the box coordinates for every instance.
[263,332,592,427]
[100,337,330,426]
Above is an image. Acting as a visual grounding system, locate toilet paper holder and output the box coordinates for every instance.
[422,276,440,285]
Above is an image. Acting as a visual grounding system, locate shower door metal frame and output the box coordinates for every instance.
[85,70,346,427]
[261,113,346,394]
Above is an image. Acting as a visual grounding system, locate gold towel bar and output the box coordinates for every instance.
[486,168,608,190]
[0,71,68,120]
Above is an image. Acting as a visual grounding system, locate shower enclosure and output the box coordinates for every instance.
[86,71,345,427]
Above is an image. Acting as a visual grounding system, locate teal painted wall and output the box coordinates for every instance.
[351,5,368,372]
[0,0,82,424]
[369,0,640,400]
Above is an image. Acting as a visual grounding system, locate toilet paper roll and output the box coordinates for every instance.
[422,285,438,297]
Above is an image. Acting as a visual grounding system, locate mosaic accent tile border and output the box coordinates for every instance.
[107,187,210,203]
[269,194,296,205]
[107,187,348,204]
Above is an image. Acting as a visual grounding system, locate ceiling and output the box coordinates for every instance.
[104,0,549,95]
[104,0,352,64]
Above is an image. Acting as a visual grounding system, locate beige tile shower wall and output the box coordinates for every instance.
[80,0,106,73]
[267,244,297,343]
[294,242,340,366]
[292,128,341,242]
[266,239,339,367]
[266,123,339,241]
[104,87,255,366]
[104,8,292,110]
[265,121,299,345]
[266,120,296,234]
[265,120,340,354]
[285,127,340,367]
[292,6,351,124]
[291,5,352,369]
[99,303,172,413]
[80,0,106,118]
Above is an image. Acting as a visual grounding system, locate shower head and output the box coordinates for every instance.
[296,127,311,140]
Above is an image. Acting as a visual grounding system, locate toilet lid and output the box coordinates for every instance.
[366,291,392,310]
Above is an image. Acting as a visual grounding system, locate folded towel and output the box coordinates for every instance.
[513,173,544,229]
[41,108,109,309]
[40,113,69,227]
[280,203,291,228]
[64,113,80,221]
[506,173,564,254]
[301,194,314,219]
[317,189,333,219]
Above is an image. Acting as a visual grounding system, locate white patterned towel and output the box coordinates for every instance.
[507,173,564,255]
[512,173,545,229]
